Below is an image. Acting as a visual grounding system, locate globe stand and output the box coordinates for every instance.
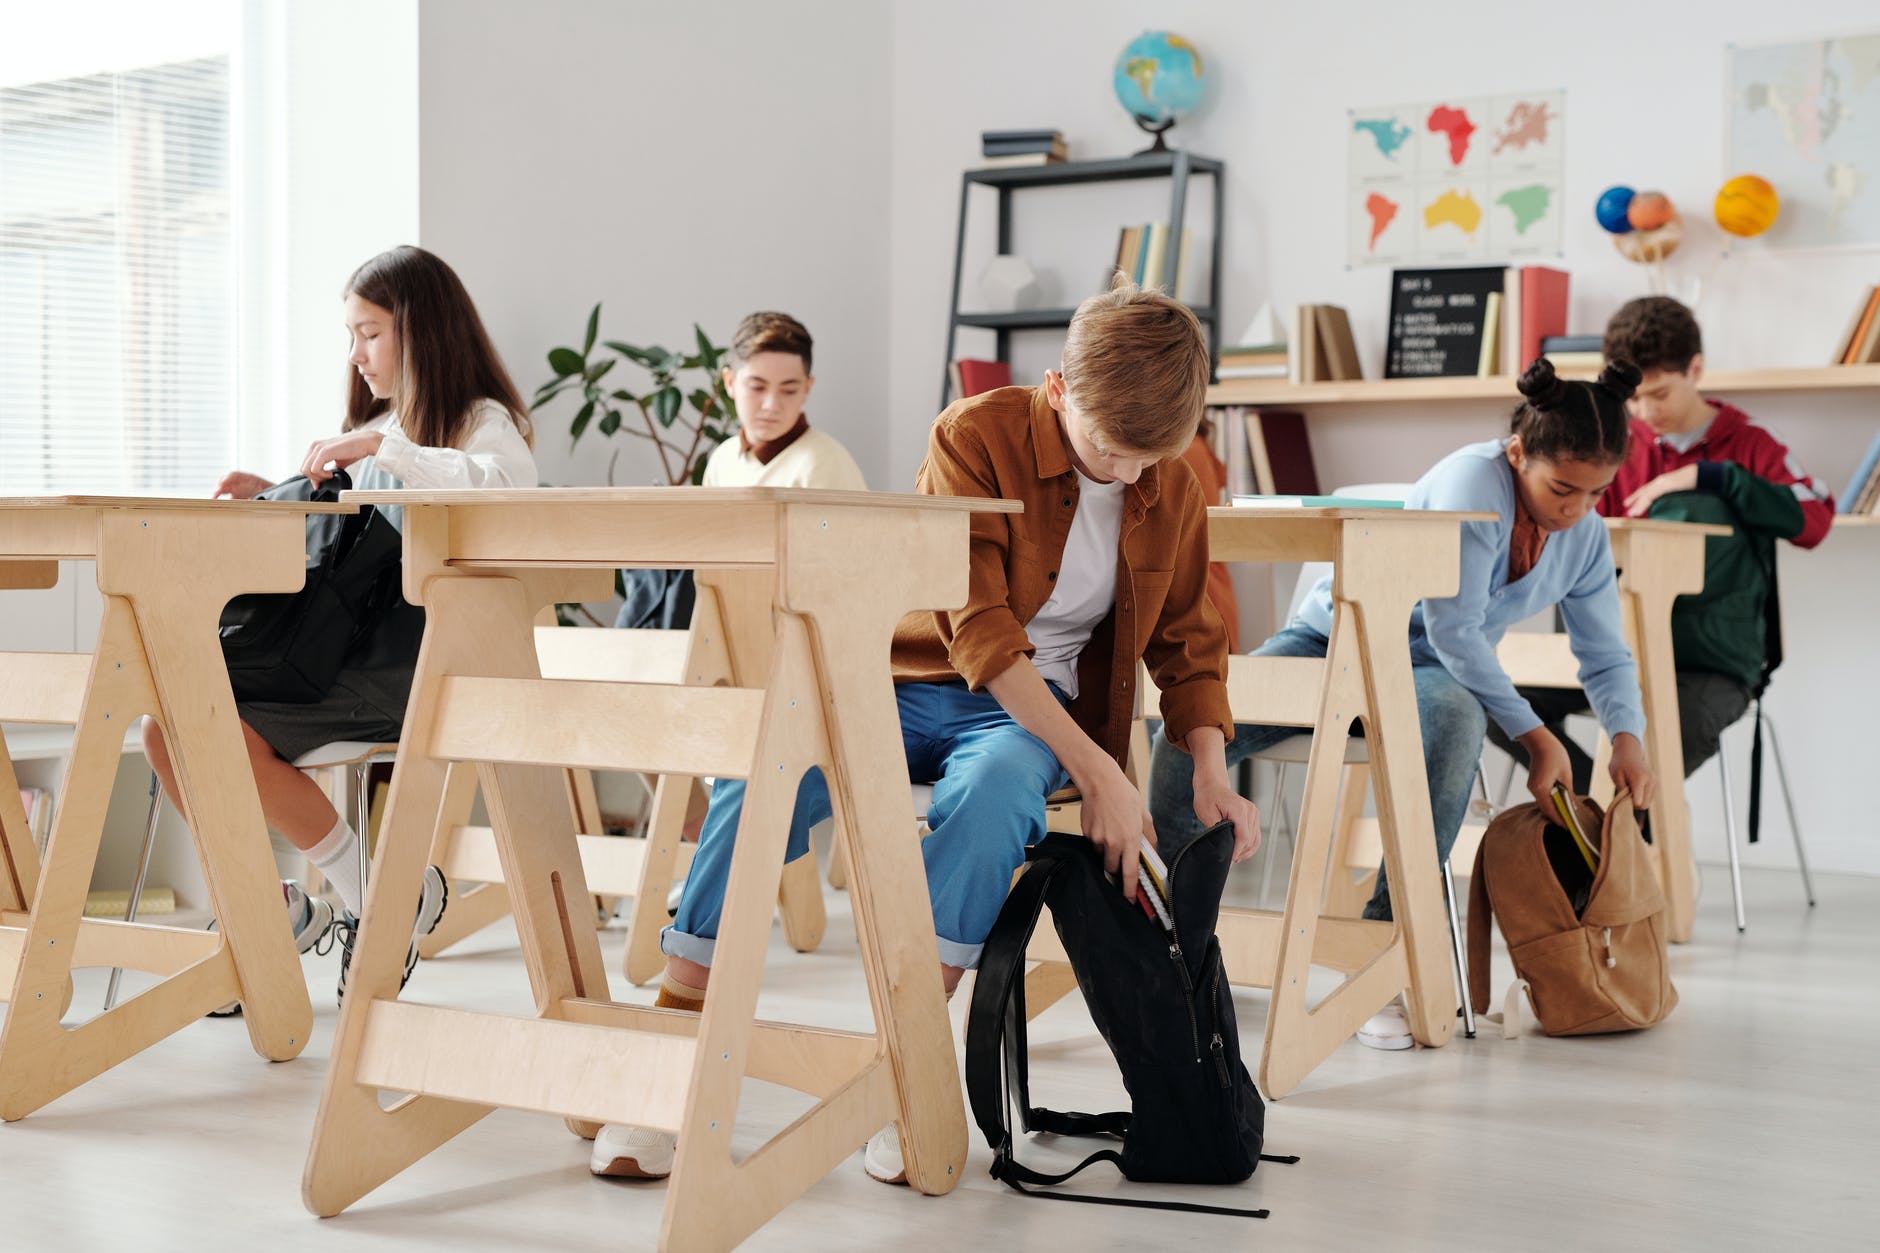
[1130,113,1177,156]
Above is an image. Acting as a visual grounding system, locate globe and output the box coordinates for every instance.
[1113,31,1206,152]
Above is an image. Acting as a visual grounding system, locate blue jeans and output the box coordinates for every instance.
[664,680,1072,970]
[1147,624,1486,921]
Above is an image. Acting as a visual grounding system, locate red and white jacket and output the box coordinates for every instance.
[1598,401,1835,548]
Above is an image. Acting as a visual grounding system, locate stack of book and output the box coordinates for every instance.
[1840,429,1880,515]
[980,129,1065,168]
[1830,283,1880,364]
[16,785,51,855]
[1290,304,1362,382]
[947,358,1012,402]
[1217,340,1288,379]
[1111,221,1195,299]
[1538,334,1605,372]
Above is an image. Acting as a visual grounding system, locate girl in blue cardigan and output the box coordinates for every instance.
[1150,358,1658,1046]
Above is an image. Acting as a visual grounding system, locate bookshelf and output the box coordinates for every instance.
[942,150,1224,411]
[1207,363,1880,410]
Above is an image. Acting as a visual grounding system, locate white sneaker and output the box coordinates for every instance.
[1357,998,1415,1051]
[666,875,686,916]
[590,1124,675,1179]
[863,1123,907,1185]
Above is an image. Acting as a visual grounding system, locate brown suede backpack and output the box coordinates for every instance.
[1467,790,1677,1036]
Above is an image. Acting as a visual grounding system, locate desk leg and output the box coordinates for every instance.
[304,575,610,1215]
[1627,589,1695,943]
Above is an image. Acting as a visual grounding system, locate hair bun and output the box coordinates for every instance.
[1597,358,1642,401]
[1517,357,1569,409]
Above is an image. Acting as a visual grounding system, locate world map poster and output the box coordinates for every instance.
[1348,91,1566,268]
[1729,34,1880,249]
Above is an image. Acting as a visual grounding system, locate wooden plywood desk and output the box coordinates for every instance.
[0,496,344,1118]
[305,486,1012,1252]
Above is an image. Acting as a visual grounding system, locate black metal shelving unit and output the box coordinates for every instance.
[940,150,1225,411]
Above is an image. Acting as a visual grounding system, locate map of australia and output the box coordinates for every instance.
[1424,188,1483,234]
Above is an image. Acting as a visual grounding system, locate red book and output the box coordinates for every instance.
[950,358,1013,399]
[1519,266,1569,373]
[1250,410,1319,495]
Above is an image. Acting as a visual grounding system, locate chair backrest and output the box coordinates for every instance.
[531,625,689,685]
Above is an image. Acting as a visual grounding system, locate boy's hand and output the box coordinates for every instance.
[1078,757,1149,902]
[1624,465,1698,517]
[213,470,274,499]
[1608,732,1656,809]
[1518,726,1575,807]
[1192,776,1261,864]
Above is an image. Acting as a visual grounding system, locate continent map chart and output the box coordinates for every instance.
[1349,91,1566,267]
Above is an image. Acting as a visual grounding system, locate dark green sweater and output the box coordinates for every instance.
[1647,464,1802,690]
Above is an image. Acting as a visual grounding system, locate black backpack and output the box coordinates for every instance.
[218,470,406,703]
[966,822,1294,1219]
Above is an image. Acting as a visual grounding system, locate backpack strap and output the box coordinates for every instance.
[1467,835,1493,1015]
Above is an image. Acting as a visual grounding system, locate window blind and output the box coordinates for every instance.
[0,56,232,494]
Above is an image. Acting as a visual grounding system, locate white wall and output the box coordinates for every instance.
[885,1,1880,876]
[413,0,893,492]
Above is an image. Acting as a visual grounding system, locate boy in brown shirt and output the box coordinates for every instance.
[591,279,1260,1184]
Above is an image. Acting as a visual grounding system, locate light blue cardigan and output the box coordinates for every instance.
[1294,440,1646,741]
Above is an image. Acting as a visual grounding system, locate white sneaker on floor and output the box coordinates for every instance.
[666,875,686,916]
[590,1124,675,1179]
[1357,998,1415,1051]
[863,1123,907,1185]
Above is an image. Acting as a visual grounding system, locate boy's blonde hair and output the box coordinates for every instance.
[1061,274,1210,457]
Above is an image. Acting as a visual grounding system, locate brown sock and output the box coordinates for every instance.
[655,969,707,1014]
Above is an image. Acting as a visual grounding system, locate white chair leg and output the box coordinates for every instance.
[353,762,372,896]
[1441,857,1475,1039]
[103,771,165,1010]
[1716,748,1747,933]
[1759,713,1817,909]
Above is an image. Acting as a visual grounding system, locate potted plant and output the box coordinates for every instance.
[532,302,738,486]
[532,304,740,624]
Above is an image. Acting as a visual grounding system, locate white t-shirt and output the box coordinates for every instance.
[1025,470,1126,698]
[347,398,538,529]
[701,424,867,490]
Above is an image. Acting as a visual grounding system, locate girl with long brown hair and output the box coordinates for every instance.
[143,246,535,1005]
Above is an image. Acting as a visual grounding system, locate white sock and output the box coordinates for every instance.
[307,817,365,916]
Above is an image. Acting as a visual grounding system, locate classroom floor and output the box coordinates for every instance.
[2,857,1869,1253]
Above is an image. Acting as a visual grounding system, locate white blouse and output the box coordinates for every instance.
[353,398,538,491]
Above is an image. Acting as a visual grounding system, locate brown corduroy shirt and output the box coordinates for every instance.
[890,385,1234,768]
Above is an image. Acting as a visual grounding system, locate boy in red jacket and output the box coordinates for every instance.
[1489,296,1834,788]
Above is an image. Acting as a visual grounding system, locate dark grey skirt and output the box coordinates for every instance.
[239,599,424,763]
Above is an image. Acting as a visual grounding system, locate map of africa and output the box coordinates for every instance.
[1731,35,1880,247]
[1426,105,1476,165]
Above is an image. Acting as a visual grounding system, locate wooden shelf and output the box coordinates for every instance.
[1207,364,1880,409]
[956,304,1215,331]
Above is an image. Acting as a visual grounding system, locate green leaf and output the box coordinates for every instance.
[583,303,601,356]
[598,409,622,437]
[689,458,710,485]
[569,398,596,443]
[651,386,682,426]
[604,340,662,368]
[530,380,569,411]
[548,346,585,377]
[687,388,712,414]
[584,357,617,383]
[694,325,723,372]
[609,388,639,404]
